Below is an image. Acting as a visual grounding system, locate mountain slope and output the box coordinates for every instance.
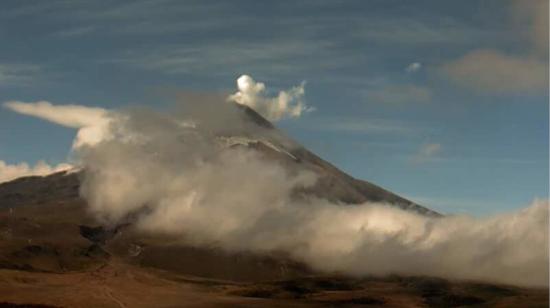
[228,104,440,216]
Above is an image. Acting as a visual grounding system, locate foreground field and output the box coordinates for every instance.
[0,261,548,308]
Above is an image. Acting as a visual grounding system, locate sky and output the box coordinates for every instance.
[0,0,547,216]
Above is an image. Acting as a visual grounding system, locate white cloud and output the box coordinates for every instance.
[228,74,313,122]
[3,101,111,149]
[0,160,72,184]
[366,84,432,104]
[1,100,108,182]
[405,62,422,73]
[413,143,442,163]
[107,39,335,77]
[442,50,547,93]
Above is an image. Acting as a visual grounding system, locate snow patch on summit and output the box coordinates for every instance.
[217,136,298,161]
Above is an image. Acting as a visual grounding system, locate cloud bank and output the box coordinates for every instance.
[3,100,111,148]
[0,160,72,184]
[75,105,548,287]
[228,74,312,121]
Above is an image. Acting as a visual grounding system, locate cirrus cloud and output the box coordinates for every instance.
[366,84,432,104]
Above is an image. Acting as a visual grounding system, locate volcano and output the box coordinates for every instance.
[0,105,546,307]
[217,104,440,216]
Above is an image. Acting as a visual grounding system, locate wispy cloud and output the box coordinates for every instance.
[103,39,340,77]
[412,143,442,164]
[441,0,548,95]
[2,1,503,91]
[366,84,432,104]
[511,0,548,56]
[353,17,492,46]
[51,25,95,38]
[309,117,417,135]
[441,50,547,94]
[0,64,41,86]
[405,62,422,73]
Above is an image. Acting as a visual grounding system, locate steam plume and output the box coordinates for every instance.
[228,75,312,121]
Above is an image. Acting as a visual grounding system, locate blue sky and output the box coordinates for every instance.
[0,0,547,216]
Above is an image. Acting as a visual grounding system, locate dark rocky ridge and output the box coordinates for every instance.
[0,172,80,209]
